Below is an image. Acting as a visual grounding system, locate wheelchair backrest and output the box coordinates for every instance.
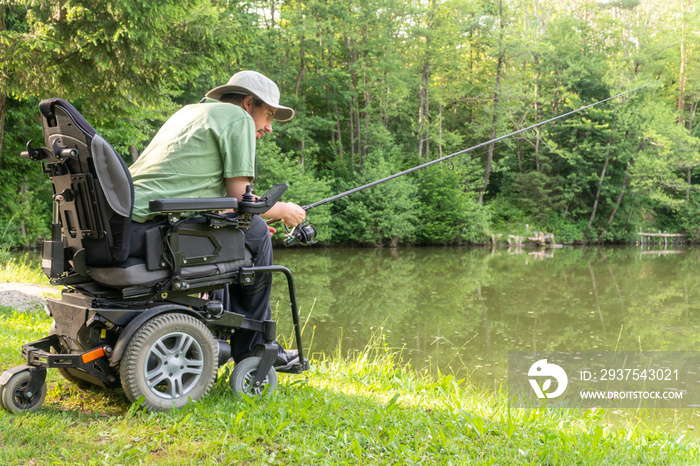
[37,98,133,268]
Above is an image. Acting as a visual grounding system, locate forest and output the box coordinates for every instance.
[0,0,698,248]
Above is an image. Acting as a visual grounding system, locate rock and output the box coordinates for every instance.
[0,283,59,312]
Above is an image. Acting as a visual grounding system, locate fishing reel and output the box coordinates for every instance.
[284,220,317,247]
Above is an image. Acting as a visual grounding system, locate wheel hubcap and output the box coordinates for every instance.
[144,332,204,399]
[242,370,269,396]
[12,383,33,408]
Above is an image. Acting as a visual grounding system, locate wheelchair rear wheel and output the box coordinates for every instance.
[119,313,218,411]
[229,357,278,397]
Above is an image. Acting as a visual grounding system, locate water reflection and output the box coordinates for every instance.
[271,246,700,389]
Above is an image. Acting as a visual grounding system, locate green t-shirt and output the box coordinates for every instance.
[130,99,256,222]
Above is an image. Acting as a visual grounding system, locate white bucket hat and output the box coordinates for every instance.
[206,70,295,122]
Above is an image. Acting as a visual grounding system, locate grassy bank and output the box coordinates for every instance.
[0,306,697,465]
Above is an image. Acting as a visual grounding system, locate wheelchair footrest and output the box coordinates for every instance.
[275,362,309,374]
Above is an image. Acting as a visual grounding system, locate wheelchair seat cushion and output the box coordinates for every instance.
[88,249,253,288]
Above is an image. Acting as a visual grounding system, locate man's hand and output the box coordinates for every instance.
[279,202,306,228]
[263,202,306,228]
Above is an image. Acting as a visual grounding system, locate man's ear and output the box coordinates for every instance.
[242,95,254,113]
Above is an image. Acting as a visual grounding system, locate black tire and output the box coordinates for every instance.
[53,351,105,389]
[119,313,218,411]
[229,357,278,397]
[57,367,103,389]
[57,367,86,386]
[49,322,94,388]
[0,370,47,414]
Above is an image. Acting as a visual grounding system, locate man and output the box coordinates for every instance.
[129,70,306,369]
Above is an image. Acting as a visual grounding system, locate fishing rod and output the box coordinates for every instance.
[283,79,661,246]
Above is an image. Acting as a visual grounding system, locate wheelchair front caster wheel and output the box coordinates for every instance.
[0,369,47,414]
[120,313,218,411]
[230,357,278,397]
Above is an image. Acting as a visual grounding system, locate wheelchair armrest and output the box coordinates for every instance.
[149,197,238,214]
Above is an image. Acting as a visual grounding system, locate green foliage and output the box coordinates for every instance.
[412,165,489,244]
[0,252,50,285]
[2,0,700,247]
[330,152,419,246]
[0,99,50,249]
[662,197,700,242]
[489,194,529,234]
[254,139,333,242]
[416,166,471,244]
[1,0,241,114]
[629,99,700,210]
[544,213,589,244]
[509,167,567,224]
[459,197,492,243]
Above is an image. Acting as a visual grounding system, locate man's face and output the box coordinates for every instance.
[250,101,277,140]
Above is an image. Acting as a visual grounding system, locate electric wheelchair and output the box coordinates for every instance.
[0,98,308,413]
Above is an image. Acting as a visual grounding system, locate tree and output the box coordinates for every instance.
[0,0,242,160]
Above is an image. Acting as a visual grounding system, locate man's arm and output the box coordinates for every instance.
[225,177,306,227]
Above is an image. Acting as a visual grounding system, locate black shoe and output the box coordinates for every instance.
[274,346,300,373]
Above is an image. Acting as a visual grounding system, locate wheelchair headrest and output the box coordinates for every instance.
[39,98,99,136]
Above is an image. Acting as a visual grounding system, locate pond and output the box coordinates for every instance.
[270,245,700,390]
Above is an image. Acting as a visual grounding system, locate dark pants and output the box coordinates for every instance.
[130,214,273,362]
[209,215,273,362]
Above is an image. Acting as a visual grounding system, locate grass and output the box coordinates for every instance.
[0,251,51,285]
[0,306,698,465]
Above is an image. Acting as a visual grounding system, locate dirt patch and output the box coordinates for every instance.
[0,283,60,312]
